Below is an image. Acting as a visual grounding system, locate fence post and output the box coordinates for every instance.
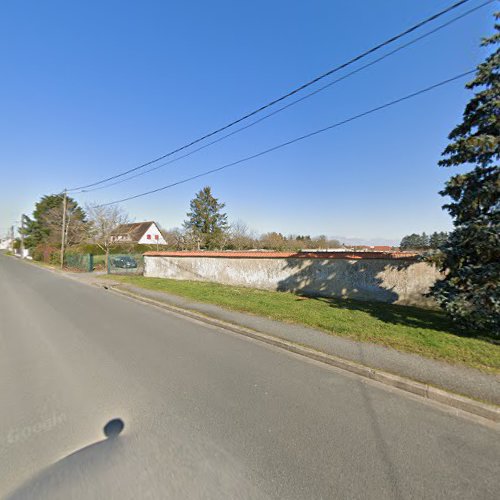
[88,254,94,273]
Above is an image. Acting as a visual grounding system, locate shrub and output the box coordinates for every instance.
[71,243,159,255]
[32,244,59,263]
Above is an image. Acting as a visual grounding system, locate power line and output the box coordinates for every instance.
[69,0,476,192]
[99,69,475,207]
[77,0,493,194]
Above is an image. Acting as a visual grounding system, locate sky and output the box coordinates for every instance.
[0,0,496,244]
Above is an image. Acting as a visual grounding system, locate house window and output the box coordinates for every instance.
[155,234,159,240]
[147,234,151,240]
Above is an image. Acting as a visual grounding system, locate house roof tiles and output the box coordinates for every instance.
[111,221,155,241]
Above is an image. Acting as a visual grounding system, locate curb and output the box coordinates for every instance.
[106,285,499,424]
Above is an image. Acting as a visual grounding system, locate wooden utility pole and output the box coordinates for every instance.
[60,190,67,269]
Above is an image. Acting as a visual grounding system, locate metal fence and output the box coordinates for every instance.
[64,253,94,272]
[107,254,144,275]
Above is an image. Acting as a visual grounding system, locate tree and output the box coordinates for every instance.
[306,235,342,250]
[429,231,449,250]
[183,186,228,250]
[316,235,328,249]
[400,233,429,250]
[420,232,429,249]
[296,235,311,242]
[430,15,499,334]
[326,238,342,249]
[400,234,418,250]
[22,194,87,250]
[260,232,287,250]
[227,220,257,250]
[85,204,129,268]
[162,228,189,250]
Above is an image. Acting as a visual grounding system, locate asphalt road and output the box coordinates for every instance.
[0,254,498,499]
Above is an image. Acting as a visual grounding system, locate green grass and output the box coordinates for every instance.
[105,275,500,373]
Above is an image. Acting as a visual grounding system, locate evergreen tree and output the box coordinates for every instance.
[430,15,499,334]
[421,232,430,248]
[183,186,228,250]
[429,231,449,249]
[400,233,429,250]
[22,194,87,249]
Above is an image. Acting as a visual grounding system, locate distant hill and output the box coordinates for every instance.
[331,236,399,247]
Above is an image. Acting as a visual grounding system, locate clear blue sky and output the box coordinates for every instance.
[0,0,495,243]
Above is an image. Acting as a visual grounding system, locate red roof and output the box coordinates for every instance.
[143,251,417,260]
[372,246,394,251]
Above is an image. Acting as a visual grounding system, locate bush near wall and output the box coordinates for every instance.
[74,243,160,255]
[31,245,60,265]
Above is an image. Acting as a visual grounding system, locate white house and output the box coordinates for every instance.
[110,221,167,245]
[0,237,14,251]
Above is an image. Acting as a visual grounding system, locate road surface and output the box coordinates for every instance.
[0,254,498,499]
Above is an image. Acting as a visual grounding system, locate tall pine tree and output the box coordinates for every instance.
[431,14,499,335]
[183,186,228,250]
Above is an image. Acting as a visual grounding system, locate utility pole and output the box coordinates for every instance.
[10,225,14,253]
[60,190,67,269]
[20,215,25,258]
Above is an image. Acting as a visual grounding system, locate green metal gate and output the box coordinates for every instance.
[64,253,94,272]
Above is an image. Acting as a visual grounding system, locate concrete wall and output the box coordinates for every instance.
[144,255,443,307]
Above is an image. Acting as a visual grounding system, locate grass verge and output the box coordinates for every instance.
[105,275,499,373]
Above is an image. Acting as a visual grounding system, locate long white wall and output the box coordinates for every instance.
[144,255,442,307]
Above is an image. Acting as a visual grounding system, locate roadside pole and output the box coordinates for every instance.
[20,215,25,258]
[60,190,67,269]
[10,225,14,253]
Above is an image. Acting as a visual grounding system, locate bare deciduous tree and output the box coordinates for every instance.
[85,204,129,269]
[227,220,257,250]
[44,204,88,247]
[161,227,188,250]
[260,232,287,251]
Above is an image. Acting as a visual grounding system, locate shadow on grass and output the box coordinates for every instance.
[276,256,490,340]
[302,293,472,338]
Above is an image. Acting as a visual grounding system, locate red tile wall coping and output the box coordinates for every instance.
[143,251,418,260]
